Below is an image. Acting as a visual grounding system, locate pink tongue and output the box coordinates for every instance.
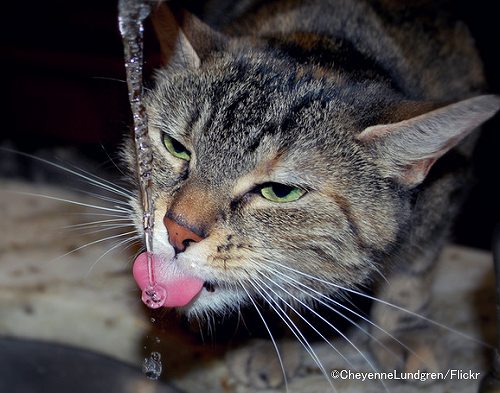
[133,252,204,308]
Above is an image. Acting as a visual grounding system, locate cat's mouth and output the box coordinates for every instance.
[132,252,215,308]
[203,281,216,292]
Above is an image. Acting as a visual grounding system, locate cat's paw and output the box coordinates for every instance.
[226,339,302,389]
[369,330,446,384]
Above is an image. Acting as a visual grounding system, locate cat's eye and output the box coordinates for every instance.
[162,134,191,161]
[260,183,305,203]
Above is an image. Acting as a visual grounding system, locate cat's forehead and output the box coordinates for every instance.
[155,62,353,128]
[148,58,377,182]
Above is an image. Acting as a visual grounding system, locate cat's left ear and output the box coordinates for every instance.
[357,95,500,187]
[150,2,227,68]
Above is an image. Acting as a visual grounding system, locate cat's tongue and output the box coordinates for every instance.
[132,252,204,308]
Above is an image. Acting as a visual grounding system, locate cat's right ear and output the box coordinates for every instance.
[150,2,226,68]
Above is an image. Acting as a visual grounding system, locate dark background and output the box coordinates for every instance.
[1,0,499,250]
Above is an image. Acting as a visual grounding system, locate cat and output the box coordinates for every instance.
[125,0,500,389]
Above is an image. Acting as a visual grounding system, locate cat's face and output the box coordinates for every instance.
[126,6,499,316]
[127,54,408,317]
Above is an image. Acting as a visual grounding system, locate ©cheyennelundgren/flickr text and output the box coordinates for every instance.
[330,369,481,382]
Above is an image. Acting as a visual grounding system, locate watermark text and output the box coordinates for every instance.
[330,369,480,382]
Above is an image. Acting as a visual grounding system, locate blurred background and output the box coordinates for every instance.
[1,0,500,249]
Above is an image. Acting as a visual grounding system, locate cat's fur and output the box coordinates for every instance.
[125,0,500,388]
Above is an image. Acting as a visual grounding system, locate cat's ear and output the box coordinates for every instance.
[357,95,500,187]
[150,2,226,68]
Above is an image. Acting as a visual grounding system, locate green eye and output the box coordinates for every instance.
[162,134,191,161]
[260,183,305,203]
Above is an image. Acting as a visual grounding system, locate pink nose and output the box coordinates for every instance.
[163,216,204,253]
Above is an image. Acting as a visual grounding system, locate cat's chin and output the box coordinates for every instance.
[180,285,244,318]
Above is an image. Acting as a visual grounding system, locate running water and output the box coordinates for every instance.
[118,0,167,309]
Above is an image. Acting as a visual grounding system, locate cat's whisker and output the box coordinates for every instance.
[70,188,132,208]
[240,282,292,393]
[266,259,492,348]
[253,274,393,391]
[243,242,390,286]
[247,278,336,392]
[124,245,146,269]
[50,229,138,264]
[1,148,134,199]
[90,76,153,94]
[208,308,217,341]
[68,223,136,237]
[369,264,390,286]
[96,240,143,281]
[85,234,142,277]
[63,220,135,231]
[62,218,134,230]
[48,157,134,199]
[252,273,353,367]
[11,191,132,214]
[91,76,127,84]
[196,316,206,344]
[234,301,247,337]
[253,274,390,393]
[98,144,129,178]
[67,211,131,217]
[258,264,423,367]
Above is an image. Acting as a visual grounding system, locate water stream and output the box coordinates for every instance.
[118,0,167,309]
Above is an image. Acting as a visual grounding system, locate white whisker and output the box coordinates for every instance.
[249,278,337,392]
[62,218,134,230]
[98,144,129,178]
[91,76,127,84]
[62,161,134,198]
[253,273,390,393]
[240,283,290,393]
[11,191,131,214]
[266,259,492,348]
[253,273,353,367]
[69,224,136,237]
[260,265,420,366]
[50,230,138,263]
[67,212,131,218]
[0,148,133,198]
[71,188,131,208]
[85,235,142,277]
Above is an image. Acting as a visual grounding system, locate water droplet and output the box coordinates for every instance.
[142,351,162,380]
[150,317,156,323]
[155,336,161,344]
[141,284,167,309]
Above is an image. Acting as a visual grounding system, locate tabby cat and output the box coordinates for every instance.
[127,0,500,388]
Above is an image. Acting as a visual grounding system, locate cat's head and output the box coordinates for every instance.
[127,4,500,317]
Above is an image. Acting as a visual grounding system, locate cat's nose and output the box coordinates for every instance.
[163,214,205,254]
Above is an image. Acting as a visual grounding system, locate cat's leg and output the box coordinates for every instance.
[226,338,302,388]
[369,248,445,377]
